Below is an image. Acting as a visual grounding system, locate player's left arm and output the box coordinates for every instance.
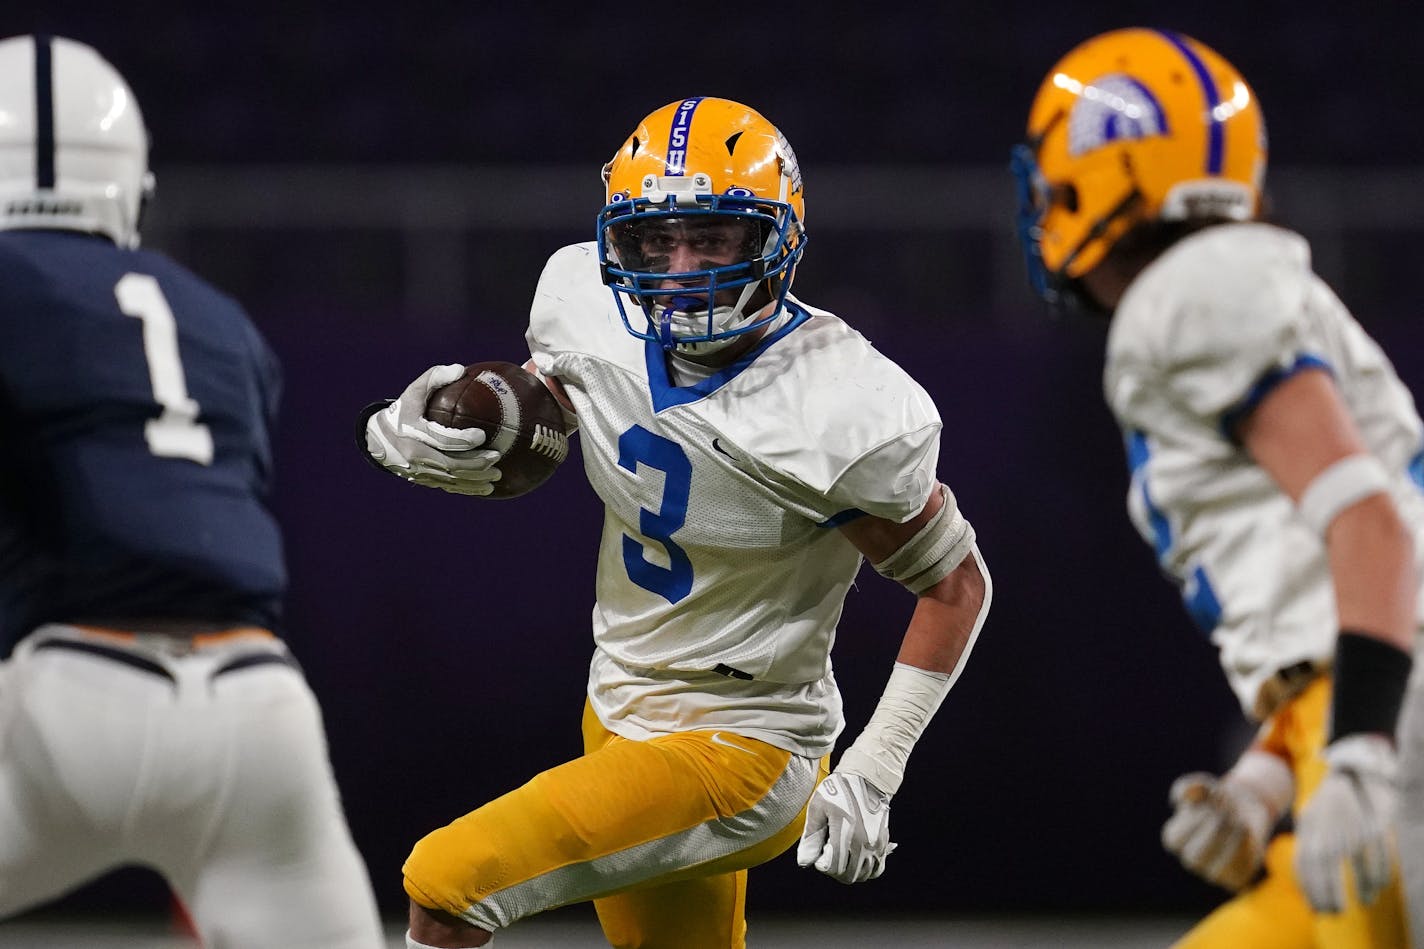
[1236,365,1415,911]
[797,484,991,884]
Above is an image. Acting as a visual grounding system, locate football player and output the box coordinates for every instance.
[0,35,384,947]
[362,97,992,948]
[1013,28,1424,948]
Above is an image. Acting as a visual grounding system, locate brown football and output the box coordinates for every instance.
[424,361,570,499]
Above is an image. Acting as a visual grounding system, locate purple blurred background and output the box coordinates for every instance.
[7,1,1424,924]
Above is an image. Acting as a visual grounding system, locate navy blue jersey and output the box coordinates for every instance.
[0,231,285,649]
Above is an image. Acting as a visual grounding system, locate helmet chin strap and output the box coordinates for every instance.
[651,281,768,354]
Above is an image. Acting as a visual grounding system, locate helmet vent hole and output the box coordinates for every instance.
[630,137,641,158]
[724,131,744,155]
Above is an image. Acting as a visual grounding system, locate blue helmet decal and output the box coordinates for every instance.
[1154,30,1225,175]
[664,97,704,176]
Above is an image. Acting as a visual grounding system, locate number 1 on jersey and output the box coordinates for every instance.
[116,273,214,465]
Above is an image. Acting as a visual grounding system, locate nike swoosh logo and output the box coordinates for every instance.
[710,732,756,755]
[712,438,736,459]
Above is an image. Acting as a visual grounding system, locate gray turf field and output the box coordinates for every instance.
[0,914,1194,947]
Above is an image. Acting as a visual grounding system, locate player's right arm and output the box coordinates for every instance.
[1236,365,1415,912]
[797,485,991,884]
[1238,367,1415,655]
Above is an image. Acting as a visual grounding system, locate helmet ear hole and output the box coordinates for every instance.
[1053,183,1080,214]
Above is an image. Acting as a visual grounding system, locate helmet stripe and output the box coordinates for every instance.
[663,97,704,177]
[34,34,55,189]
[1155,31,1224,175]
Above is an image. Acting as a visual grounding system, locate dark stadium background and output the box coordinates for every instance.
[5,1,1422,931]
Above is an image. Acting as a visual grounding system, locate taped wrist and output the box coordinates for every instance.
[873,484,975,594]
[837,662,953,796]
[1297,454,1390,535]
[1225,749,1295,821]
[1329,631,1413,742]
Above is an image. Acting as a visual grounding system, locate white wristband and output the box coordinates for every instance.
[1227,749,1295,819]
[1297,454,1390,535]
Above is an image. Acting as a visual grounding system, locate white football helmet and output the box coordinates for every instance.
[0,34,153,248]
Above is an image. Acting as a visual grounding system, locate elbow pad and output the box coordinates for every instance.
[872,484,975,594]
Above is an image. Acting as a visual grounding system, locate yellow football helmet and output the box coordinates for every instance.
[597,97,807,352]
[1012,28,1267,305]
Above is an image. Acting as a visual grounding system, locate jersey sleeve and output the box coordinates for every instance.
[825,422,941,523]
[526,241,623,377]
[732,319,944,525]
[1114,226,1324,435]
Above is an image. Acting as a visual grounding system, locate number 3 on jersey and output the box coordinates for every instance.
[115,273,214,465]
[618,426,693,604]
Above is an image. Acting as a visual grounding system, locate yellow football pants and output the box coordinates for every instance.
[404,701,827,948]
[1174,676,1408,949]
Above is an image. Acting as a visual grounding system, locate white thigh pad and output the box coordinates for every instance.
[872,484,975,594]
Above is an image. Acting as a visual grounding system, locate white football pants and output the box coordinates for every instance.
[0,624,385,949]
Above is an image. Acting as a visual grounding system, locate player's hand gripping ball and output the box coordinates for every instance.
[424,362,570,499]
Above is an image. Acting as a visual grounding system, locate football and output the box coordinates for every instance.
[424,361,570,499]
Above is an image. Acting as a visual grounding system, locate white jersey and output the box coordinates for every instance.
[527,243,941,757]
[1105,222,1424,718]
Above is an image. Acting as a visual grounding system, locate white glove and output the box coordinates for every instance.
[1295,733,1399,913]
[796,771,897,884]
[364,364,502,496]
[1161,750,1294,891]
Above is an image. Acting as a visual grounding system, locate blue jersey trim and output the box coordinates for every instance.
[1220,354,1334,441]
[1126,429,1173,562]
[1127,430,1223,634]
[644,304,812,413]
[1409,450,1424,491]
[664,97,704,177]
[1184,565,1223,634]
[818,508,866,529]
[1156,31,1224,175]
